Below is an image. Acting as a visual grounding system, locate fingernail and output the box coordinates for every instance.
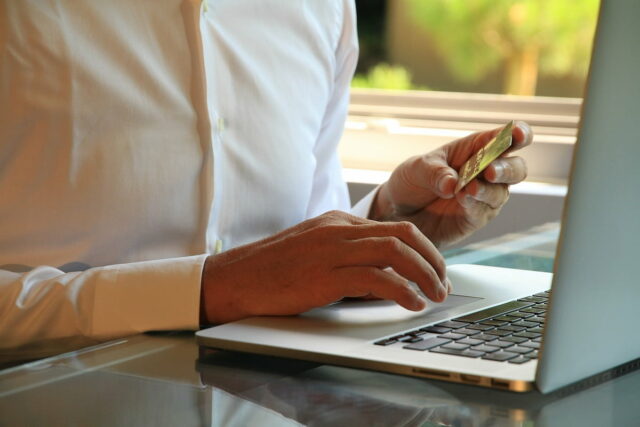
[492,163,504,182]
[413,296,427,310]
[437,174,453,194]
[437,284,447,301]
[445,278,453,294]
[515,120,532,140]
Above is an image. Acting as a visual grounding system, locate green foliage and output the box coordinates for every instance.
[406,0,599,93]
[351,63,427,90]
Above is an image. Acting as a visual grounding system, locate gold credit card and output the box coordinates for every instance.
[454,121,514,193]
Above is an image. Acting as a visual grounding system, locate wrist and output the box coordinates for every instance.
[200,252,253,325]
[369,182,393,221]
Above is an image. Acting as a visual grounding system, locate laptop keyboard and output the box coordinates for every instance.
[374,291,549,364]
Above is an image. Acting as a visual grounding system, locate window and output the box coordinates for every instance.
[343,0,600,186]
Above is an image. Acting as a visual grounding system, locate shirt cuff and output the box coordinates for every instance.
[350,185,380,219]
[90,254,207,338]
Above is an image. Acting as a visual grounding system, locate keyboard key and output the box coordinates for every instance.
[513,320,538,328]
[467,324,495,331]
[374,338,397,346]
[438,332,466,340]
[453,301,534,323]
[533,337,542,343]
[404,337,451,351]
[509,356,533,364]
[436,320,469,329]
[520,341,541,349]
[509,346,534,354]
[452,328,481,336]
[527,327,545,334]
[528,350,539,359]
[473,333,499,341]
[493,315,519,322]
[528,316,546,324]
[498,325,526,332]
[442,342,470,351]
[472,344,499,353]
[482,351,519,361]
[521,307,546,314]
[430,347,485,358]
[421,326,451,334]
[485,340,514,349]
[502,336,528,344]
[404,337,423,343]
[514,331,541,339]
[481,320,508,327]
[457,338,484,346]
[519,296,547,303]
[410,330,427,336]
[508,311,535,319]
[485,329,512,337]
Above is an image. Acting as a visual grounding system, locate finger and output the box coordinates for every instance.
[334,267,428,311]
[450,120,533,166]
[445,277,453,294]
[339,236,447,302]
[465,181,510,210]
[339,221,447,283]
[410,154,458,200]
[511,120,534,150]
[483,156,528,184]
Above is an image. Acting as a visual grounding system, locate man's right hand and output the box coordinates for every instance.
[200,211,451,325]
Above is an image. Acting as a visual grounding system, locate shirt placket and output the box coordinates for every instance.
[185,0,225,255]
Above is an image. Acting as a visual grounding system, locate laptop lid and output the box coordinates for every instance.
[536,0,640,393]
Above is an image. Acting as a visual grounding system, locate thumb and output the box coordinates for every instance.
[419,154,458,199]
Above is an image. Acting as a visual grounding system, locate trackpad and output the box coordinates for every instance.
[302,294,482,325]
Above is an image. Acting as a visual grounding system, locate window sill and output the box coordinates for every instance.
[341,88,581,183]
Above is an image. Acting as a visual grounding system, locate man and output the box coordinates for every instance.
[0,0,530,357]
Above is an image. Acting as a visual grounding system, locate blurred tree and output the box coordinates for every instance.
[352,63,427,90]
[406,0,599,95]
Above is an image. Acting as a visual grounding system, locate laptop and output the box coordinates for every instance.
[197,0,640,394]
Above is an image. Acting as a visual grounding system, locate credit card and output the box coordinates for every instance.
[454,121,514,193]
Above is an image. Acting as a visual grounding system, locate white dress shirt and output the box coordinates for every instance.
[0,0,367,355]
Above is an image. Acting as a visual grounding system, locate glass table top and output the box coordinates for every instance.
[2,223,639,426]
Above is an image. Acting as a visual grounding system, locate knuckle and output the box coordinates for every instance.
[315,210,348,228]
[324,210,344,221]
[381,236,404,255]
[319,224,344,235]
[395,220,419,236]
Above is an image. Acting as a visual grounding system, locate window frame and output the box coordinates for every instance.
[341,88,581,186]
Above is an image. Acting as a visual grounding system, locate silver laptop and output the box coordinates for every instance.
[197,0,640,394]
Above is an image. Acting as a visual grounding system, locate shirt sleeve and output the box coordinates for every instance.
[305,0,359,218]
[0,255,206,358]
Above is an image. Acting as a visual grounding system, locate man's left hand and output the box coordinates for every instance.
[369,121,533,247]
